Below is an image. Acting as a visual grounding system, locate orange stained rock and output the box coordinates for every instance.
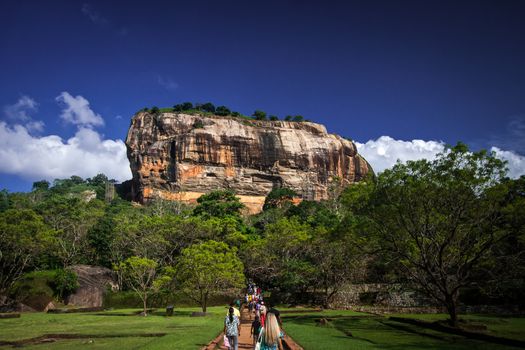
[178,164,204,182]
[142,188,267,214]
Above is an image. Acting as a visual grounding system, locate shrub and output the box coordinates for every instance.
[292,115,304,122]
[269,115,279,121]
[181,102,193,110]
[263,188,298,210]
[216,106,231,116]
[284,115,293,121]
[201,102,215,113]
[150,106,160,115]
[193,120,205,129]
[53,269,79,300]
[252,110,267,120]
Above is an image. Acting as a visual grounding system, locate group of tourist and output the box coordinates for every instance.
[223,282,284,350]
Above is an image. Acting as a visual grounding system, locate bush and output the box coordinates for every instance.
[10,269,79,306]
[181,102,193,110]
[253,110,267,120]
[201,102,215,113]
[193,120,205,129]
[269,115,279,121]
[292,115,304,122]
[263,188,298,210]
[216,106,231,116]
[54,269,79,300]
[150,106,160,115]
[103,290,235,308]
[9,270,56,310]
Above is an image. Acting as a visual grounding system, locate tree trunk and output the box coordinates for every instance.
[203,292,208,313]
[143,292,148,316]
[445,294,458,327]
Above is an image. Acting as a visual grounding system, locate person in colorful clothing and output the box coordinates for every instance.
[224,307,241,350]
[257,313,283,350]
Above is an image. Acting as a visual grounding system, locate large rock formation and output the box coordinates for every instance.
[126,112,371,213]
[66,265,118,308]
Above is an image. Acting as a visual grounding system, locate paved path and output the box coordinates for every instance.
[202,307,303,350]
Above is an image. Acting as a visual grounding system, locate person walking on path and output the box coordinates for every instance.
[259,302,267,327]
[256,313,283,350]
[226,302,241,317]
[224,307,241,350]
[251,314,262,347]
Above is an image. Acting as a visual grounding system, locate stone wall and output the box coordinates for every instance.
[330,283,436,309]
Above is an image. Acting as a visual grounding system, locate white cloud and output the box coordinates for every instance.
[56,92,104,127]
[4,96,38,121]
[25,120,45,133]
[491,147,525,179]
[356,136,525,179]
[355,136,446,173]
[3,96,45,134]
[157,75,179,90]
[81,3,109,26]
[0,121,131,182]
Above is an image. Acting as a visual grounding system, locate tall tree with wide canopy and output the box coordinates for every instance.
[0,209,56,298]
[368,143,510,326]
[175,240,244,312]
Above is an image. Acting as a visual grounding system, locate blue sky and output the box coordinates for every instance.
[1,0,525,192]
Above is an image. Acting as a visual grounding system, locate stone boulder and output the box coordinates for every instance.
[66,265,118,308]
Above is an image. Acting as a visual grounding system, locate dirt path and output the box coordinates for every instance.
[202,307,303,350]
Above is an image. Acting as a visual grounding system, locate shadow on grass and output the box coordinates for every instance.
[284,315,512,350]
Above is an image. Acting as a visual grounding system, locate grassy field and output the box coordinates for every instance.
[0,307,226,350]
[281,309,524,350]
[1,307,523,350]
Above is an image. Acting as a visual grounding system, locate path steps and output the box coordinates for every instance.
[202,308,303,350]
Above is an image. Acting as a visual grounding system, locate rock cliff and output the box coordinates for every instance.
[126,112,371,213]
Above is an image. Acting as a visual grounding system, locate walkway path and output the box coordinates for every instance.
[202,307,304,350]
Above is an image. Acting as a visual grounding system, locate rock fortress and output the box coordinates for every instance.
[126,111,372,213]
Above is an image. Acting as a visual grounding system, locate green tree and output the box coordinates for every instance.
[0,209,56,296]
[201,102,216,113]
[292,115,304,122]
[37,196,105,266]
[269,115,279,121]
[176,240,244,312]
[116,256,170,316]
[367,143,509,326]
[263,188,297,210]
[284,115,292,121]
[150,106,160,115]
[243,217,314,298]
[87,213,115,267]
[252,110,267,120]
[53,268,79,300]
[193,190,244,219]
[181,102,193,110]
[32,180,50,192]
[215,105,231,116]
[0,190,9,212]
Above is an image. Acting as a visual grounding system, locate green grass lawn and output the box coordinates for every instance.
[388,313,525,342]
[0,307,227,350]
[282,310,524,350]
[2,308,523,350]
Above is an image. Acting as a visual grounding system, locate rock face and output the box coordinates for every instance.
[126,112,371,213]
[66,265,118,308]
